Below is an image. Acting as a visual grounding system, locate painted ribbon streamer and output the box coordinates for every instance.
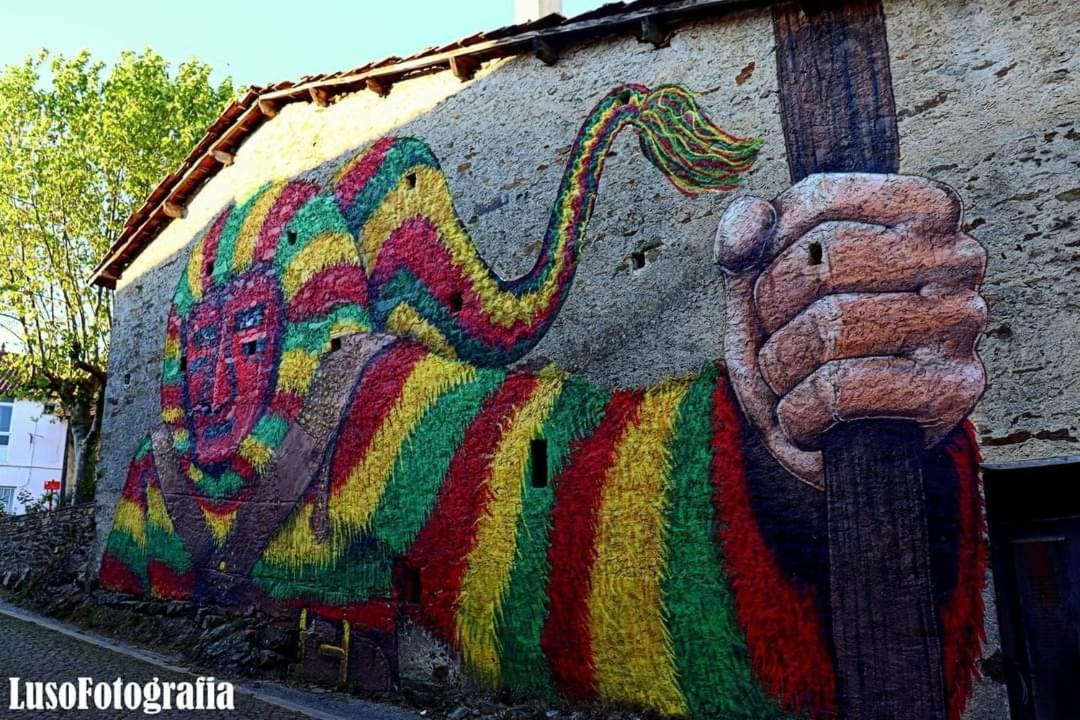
[349,85,761,366]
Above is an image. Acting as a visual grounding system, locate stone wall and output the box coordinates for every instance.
[0,505,95,603]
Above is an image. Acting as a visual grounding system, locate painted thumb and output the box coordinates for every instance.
[713,195,776,274]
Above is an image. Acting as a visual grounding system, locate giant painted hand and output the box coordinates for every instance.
[716,174,988,488]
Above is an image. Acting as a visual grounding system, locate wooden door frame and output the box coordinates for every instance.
[984,455,1080,720]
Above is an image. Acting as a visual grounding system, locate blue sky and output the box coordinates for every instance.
[1,0,605,88]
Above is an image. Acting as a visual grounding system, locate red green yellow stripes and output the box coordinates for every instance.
[255,343,427,578]
[633,86,761,195]
[661,368,784,719]
[145,481,194,599]
[100,437,154,595]
[368,366,506,554]
[328,351,477,539]
[455,370,565,683]
[587,380,690,716]
[404,373,542,645]
[541,390,643,700]
[711,372,836,716]
[254,344,503,604]
[104,335,987,720]
[494,376,610,698]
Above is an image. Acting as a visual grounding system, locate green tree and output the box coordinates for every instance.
[0,49,234,502]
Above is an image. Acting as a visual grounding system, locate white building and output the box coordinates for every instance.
[0,374,67,516]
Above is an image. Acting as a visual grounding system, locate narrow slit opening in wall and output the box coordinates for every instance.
[404,567,422,604]
[179,356,187,371]
[530,438,548,488]
[405,172,417,189]
[329,336,342,352]
[448,291,464,314]
[808,241,823,266]
[242,340,258,356]
[286,229,298,245]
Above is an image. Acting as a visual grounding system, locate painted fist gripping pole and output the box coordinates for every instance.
[100,84,986,719]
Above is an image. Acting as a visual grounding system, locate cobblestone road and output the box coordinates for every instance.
[0,607,419,720]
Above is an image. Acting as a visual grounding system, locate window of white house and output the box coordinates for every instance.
[0,486,13,513]
[0,398,13,465]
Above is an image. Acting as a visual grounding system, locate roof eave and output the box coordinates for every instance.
[90,0,769,288]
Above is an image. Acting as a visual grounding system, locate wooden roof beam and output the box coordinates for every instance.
[260,0,753,105]
[211,149,234,166]
[163,201,186,219]
[257,98,280,117]
[639,16,670,48]
[532,37,558,66]
[366,76,393,97]
[450,55,481,82]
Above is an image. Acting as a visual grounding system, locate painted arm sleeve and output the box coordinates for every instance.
[98,437,155,595]
[99,435,196,599]
[722,395,986,720]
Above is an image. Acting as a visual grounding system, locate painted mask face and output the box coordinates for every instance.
[182,271,283,467]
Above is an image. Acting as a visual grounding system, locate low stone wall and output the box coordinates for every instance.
[0,504,96,601]
[0,504,301,684]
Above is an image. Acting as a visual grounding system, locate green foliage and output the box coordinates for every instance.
[16,488,55,513]
[0,49,234,404]
[0,49,233,498]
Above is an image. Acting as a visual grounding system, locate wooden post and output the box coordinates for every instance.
[366,77,392,97]
[772,2,946,719]
[639,16,669,48]
[532,37,559,66]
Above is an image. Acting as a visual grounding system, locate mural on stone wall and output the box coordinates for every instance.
[100,84,987,719]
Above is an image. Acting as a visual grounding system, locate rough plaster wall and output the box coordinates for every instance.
[94,0,1074,715]
[888,0,1080,464]
[887,2,1078,716]
[96,5,784,560]
[96,8,786,703]
[97,250,192,559]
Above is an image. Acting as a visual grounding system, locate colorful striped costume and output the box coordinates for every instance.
[100,85,985,719]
